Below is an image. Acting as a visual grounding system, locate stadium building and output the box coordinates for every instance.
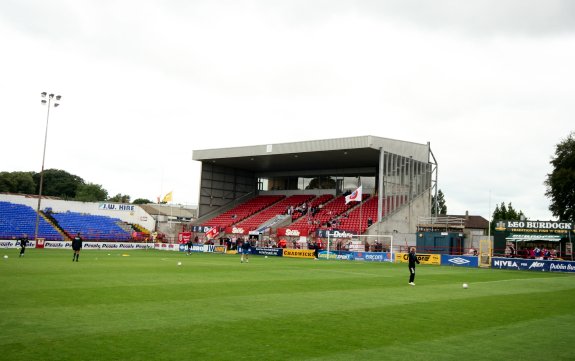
[191,135,438,245]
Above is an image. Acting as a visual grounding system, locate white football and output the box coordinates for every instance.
[177,262,182,266]
[3,255,7,259]
[462,283,468,289]
[265,256,268,259]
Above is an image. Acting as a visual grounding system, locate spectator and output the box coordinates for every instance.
[534,246,542,259]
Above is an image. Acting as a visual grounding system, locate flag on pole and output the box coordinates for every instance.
[205,227,218,240]
[345,186,362,204]
[162,191,173,203]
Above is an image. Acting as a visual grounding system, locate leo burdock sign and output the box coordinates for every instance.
[495,221,573,235]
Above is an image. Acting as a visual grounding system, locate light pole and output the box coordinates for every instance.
[33,92,61,242]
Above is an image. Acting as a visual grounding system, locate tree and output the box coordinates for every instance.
[431,189,447,215]
[0,172,35,194]
[545,132,575,221]
[132,198,152,204]
[0,172,11,192]
[75,183,108,202]
[33,169,84,199]
[492,202,525,221]
[491,202,526,234]
[306,177,336,189]
[108,193,131,203]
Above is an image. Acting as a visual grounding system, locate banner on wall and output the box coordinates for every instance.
[98,203,136,211]
[276,228,309,237]
[178,232,192,243]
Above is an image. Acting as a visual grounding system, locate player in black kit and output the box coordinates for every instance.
[72,232,83,262]
[408,247,420,286]
[19,234,29,257]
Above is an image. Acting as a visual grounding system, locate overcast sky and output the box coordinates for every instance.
[1,0,574,221]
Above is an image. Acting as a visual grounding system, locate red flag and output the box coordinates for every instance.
[345,186,363,204]
[205,227,218,239]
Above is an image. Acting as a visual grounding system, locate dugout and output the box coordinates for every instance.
[493,220,574,259]
[416,231,464,255]
[191,135,438,235]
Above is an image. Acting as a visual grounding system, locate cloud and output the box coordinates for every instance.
[0,0,573,220]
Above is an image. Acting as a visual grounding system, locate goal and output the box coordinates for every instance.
[324,233,396,261]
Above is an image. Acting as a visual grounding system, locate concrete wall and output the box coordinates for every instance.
[368,191,430,235]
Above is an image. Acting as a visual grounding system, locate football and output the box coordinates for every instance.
[3,255,7,259]
[177,262,182,266]
[462,283,468,289]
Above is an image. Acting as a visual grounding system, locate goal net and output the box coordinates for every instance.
[324,233,396,261]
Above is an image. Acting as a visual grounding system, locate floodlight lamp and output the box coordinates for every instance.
[54,103,60,107]
[41,92,47,98]
[55,95,61,101]
[41,99,47,105]
[49,93,54,99]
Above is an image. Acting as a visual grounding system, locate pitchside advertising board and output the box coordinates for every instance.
[441,255,479,268]
[395,253,441,265]
[491,257,575,273]
[318,250,354,260]
[251,247,283,257]
[0,240,37,248]
[283,249,316,259]
[1,240,150,250]
[42,241,153,249]
[176,244,227,253]
[317,251,393,262]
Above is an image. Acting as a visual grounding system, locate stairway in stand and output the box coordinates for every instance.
[40,211,71,241]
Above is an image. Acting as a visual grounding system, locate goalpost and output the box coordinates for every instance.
[479,239,492,268]
[326,233,396,262]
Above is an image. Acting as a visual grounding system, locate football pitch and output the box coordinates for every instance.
[1,249,574,361]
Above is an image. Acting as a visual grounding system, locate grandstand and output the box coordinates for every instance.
[192,135,437,242]
[0,201,63,241]
[51,211,132,241]
[0,195,157,242]
[1,135,436,244]
[233,194,314,231]
[202,195,284,231]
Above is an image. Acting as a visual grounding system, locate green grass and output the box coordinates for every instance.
[1,249,574,361]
